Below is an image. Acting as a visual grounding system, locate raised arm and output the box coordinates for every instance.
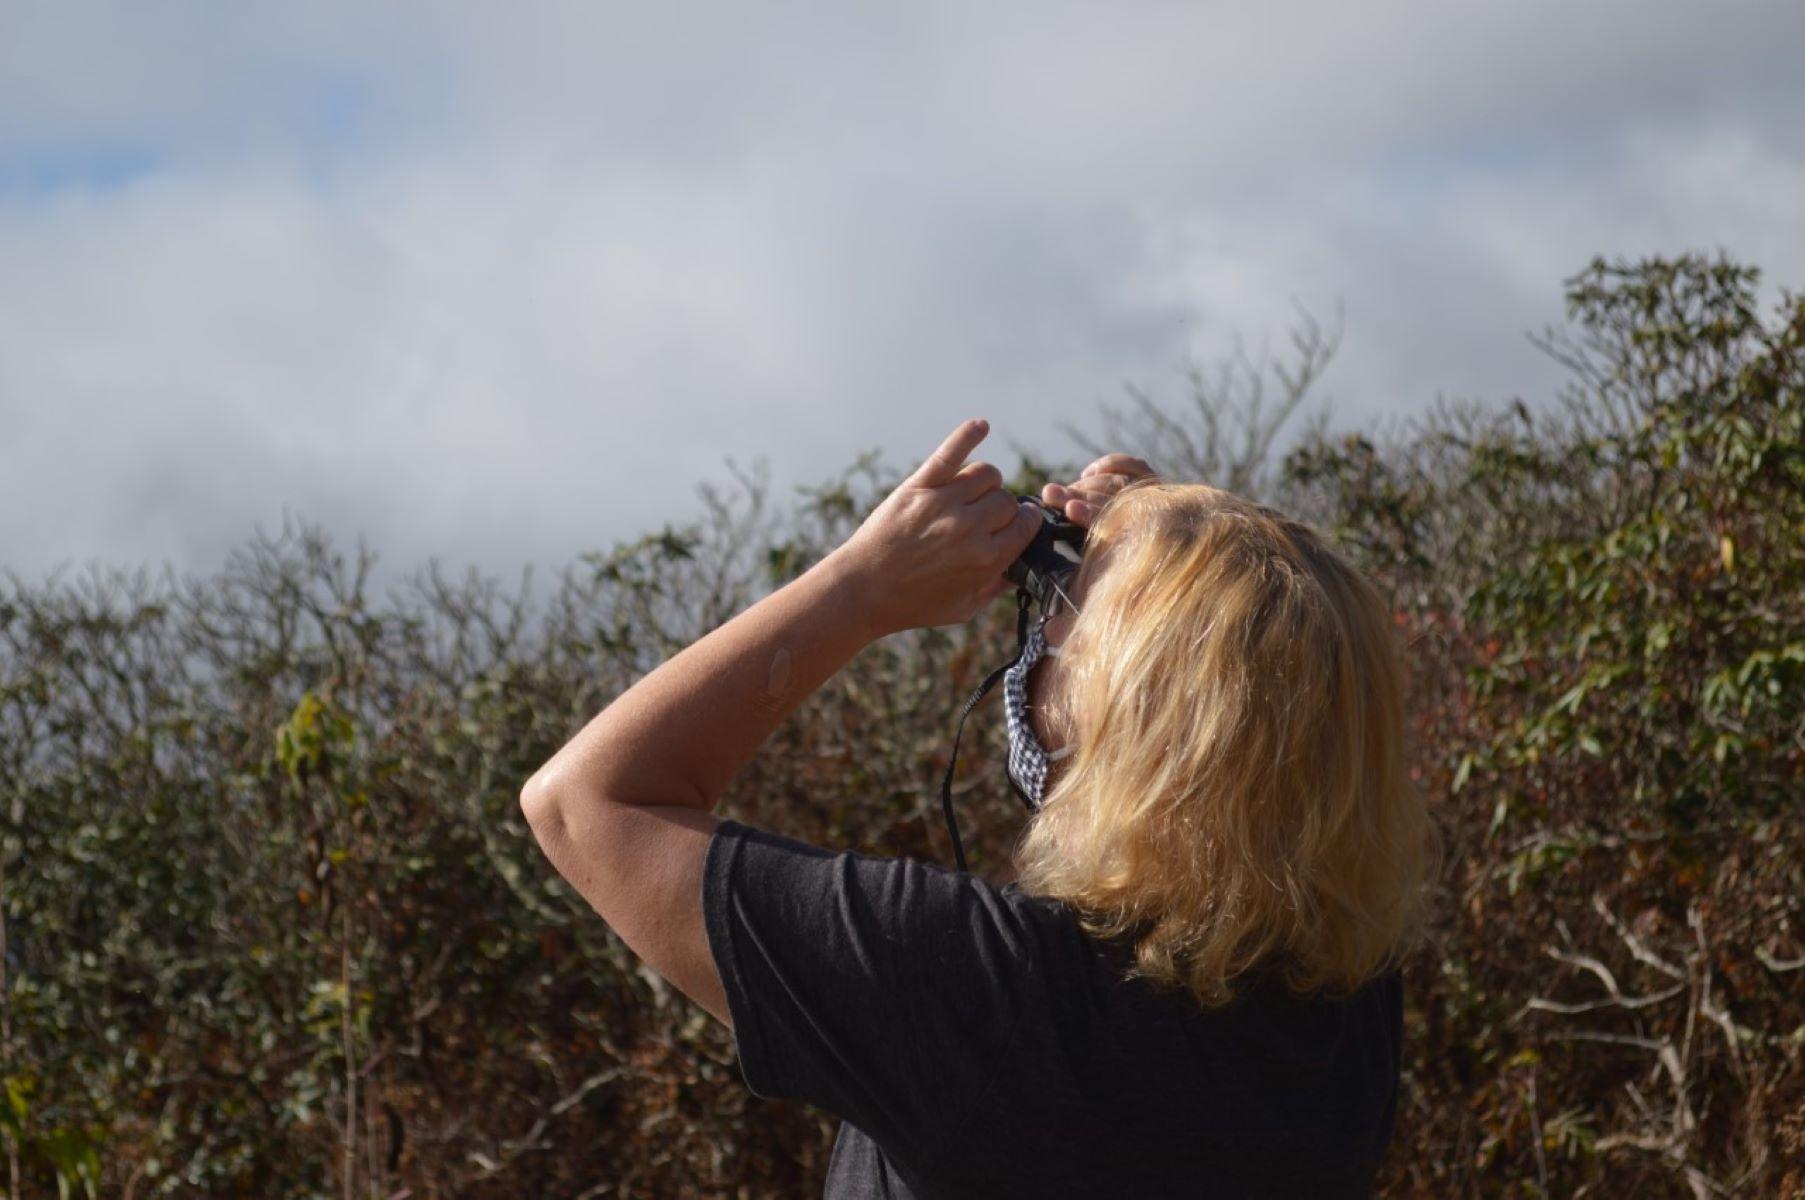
[519,418,1042,1023]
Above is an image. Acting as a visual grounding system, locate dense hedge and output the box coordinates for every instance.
[3,253,1800,1197]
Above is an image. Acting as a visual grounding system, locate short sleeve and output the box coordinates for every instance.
[702,818,1041,1142]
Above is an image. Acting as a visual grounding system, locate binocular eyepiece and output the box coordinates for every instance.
[1005,494,1087,614]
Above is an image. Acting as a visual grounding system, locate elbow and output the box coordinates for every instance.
[519,769,566,841]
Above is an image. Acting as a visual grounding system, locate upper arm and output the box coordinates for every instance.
[521,791,730,1027]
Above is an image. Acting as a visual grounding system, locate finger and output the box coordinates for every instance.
[1082,454,1155,480]
[1081,455,1152,479]
[1050,477,1125,502]
[1076,471,1131,491]
[971,488,1021,534]
[1062,474,1132,503]
[950,460,1005,503]
[912,418,989,487]
[1045,479,1119,525]
[988,499,1043,560]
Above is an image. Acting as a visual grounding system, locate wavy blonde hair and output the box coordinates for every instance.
[1011,481,1438,1007]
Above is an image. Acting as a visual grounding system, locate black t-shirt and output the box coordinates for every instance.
[702,819,1402,1199]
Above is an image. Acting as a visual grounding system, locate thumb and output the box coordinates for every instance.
[990,498,1044,563]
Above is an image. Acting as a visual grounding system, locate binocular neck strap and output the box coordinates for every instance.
[937,586,1034,874]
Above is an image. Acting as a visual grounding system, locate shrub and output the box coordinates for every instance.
[2,253,1799,1196]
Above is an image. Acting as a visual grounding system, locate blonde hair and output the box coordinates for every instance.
[1011,481,1438,1007]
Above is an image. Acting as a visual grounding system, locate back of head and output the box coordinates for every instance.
[1010,481,1438,1007]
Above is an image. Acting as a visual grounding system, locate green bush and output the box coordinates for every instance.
[1285,252,1804,1196]
[2,253,1800,1197]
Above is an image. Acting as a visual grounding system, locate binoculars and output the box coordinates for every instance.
[1005,494,1087,614]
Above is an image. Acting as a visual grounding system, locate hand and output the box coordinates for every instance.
[832,419,1043,636]
[1040,453,1158,526]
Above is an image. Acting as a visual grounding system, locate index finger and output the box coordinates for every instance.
[912,418,990,487]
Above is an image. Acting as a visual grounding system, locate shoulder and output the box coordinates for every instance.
[707,819,1057,972]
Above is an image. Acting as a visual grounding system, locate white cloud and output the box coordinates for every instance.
[3,1,1803,582]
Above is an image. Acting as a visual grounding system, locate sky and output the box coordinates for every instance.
[5,1,1804,585]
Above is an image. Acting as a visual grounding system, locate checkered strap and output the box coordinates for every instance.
[937,587,1033,874]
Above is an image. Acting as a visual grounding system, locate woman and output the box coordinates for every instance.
[521,418,1436,1198]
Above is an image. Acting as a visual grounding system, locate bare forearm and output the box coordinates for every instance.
[523,546,881,815]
